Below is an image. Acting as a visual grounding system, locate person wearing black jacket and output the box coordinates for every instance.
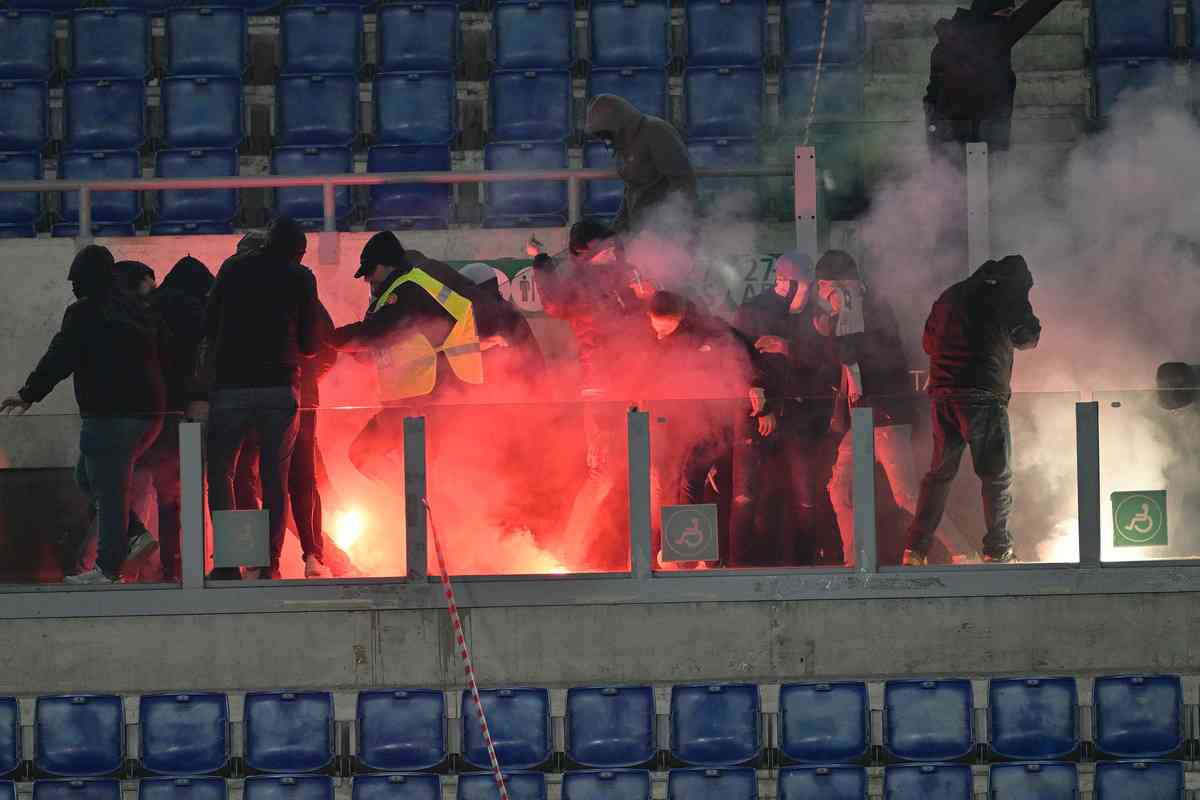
[2,246,171,584]
[196,218,320,579]
[905,254,1041,565]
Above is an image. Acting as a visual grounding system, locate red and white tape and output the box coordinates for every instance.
[424,500,510,800]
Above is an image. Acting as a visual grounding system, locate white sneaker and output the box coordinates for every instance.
[64,567,117,585]
[304,555,332,578]
[125,530,159,565]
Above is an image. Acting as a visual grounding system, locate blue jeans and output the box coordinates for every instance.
[79,416,163,577]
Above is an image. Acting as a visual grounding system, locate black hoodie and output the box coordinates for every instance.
[154,257,212,411]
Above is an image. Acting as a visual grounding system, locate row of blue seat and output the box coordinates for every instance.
[0,762,1190,800]
[1091,0,1200,60]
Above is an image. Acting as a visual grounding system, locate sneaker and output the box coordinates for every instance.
[64,567,117,585]
[124,530,159,566]
[304,555,332,578]
[982,549,1015,564]
[901,548,928,567]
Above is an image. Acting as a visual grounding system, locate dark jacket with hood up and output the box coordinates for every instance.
[584,94,697,234]
[154,256,211,411]
[924,255,1042,401]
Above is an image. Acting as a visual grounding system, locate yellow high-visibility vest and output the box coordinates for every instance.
[370,267,483,401]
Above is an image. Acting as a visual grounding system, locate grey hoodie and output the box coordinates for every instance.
[585,94,697,234]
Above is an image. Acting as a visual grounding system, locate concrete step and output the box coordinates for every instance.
[872,32,1086,72]
[865,70,1089,120]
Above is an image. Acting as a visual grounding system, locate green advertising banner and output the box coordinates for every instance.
[1112,491,1168,547]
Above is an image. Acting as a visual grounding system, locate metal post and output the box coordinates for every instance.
[179,421,206,589]
[965,142,990,274]
[322,182,336,232]
[627,409,652,578]
[568,175,581,226]
[851,407,878,573]
[1076,401,1102,566]
[77,186,92,242]
[318,182,338,265]
[403,416,428,580]
[794,145,818,258]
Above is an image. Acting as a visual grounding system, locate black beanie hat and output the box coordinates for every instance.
[814,249,860,282]
[67,245,115,297]
[265,216,308,261]
[357,231,408,278]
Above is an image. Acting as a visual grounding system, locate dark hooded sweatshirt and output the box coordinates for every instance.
[924,255,1042,401]
[584,94,697,234]
[154,256,211,412]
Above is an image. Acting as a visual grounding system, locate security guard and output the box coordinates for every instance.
[329,231,483,485]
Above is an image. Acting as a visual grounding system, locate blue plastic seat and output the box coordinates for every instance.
[243,691,336,774]
[0,782,13,800]
[781,0,864,65]
[484,141,567,227]
[276,74,359,147]
[355,689,447,772]
[0,10,54,80]
[670,684,761,767]
[374,72,455,144]
[493,0,573,69]
[351,775,438,800]
[139,693,230,776]
[780,64,864,123]
[1093,675,1183,758]
[0,151,41,236]
[1093,59,1175,118]
[581,141,621,218]
[778,682,870,764]
[566,687,655,769]
[162,77,243,149]
[272,147,352,229]
[1093,760,1184,800]
[883,680,974,762]
[587,68,667,119]
[490,70,572,141]
[989,763,1078,800]
[667,768,756,800]
[242,777,333,800]
[589,0,670,68]
[456,773,545,800]
[33,782,121,800]
[0,698,18,776]
[64,79,145,151]
[166,7,247,77]
[70,9,150,78]
[56,151,140,236]
[139,778,227,800]
[460,688,551,770]
[685,0,766,66]
[684,67,763,140]
[377,2,458,72]
[35,695,125,777]
[777,766,867,800]
[884,765,972,799]
[688,137,761,216]
[988,677,1078,761]
[280,5,363,75]
[366,145,451,230]
[0,81,46,151]
[562,770,650,800]
[1092,0,1172,59]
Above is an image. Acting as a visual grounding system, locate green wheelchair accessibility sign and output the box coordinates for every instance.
[1112,491,1168,547]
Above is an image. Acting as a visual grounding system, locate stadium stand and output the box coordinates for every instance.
[988,762,1078,800]
[242,777,332,800]
[489,69,573,142]
[0,81,47,153]
[55,150,141,237]
[365,144,453,230]
[165,7,247,78]
[564,686,656,769]
[586,68,668,121]
[460,688,551,771]
[778,681,870,764]
[669,684,761,767]
[350,775,439,800]
[0,152,41,238]
[376,2,459,73]
[275,74,359,148]
[588,0,671,68]
[0,10,54,80]
[242,691,336,774]
[1092,674,1185,759]
[882,764,973,799]
[0,782,13,800]
[153,148,239,235]
[483,141,568,227]
[63,79,145,152]
[161,77,244,150]
[374,72,456,145]
[666,768,756,800]
[1092,58,1176,118]
[777,765,868,800]
[34,696,124,777]
[883,679,975,762]
[492,0,574,70]
[138,693,230,776]
[684,67,764,140]
[354,689,447,772]
[687,137,762,216]
[1091,0,1173,60]
[561,770,651,800]
[279,5,363,77]
[987,677,1079,761]
[1093,759,1186,799]
[456,773,545,800]
[581,141,621,222]
[684,0,766,66]
[781,0,864,64]
[32,781,121,800]
[138,778,227,800]
[780,63,864,124]
[0,699,17,778]
[69,9,150,79]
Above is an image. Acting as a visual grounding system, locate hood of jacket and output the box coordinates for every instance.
[585,94,645,151]
[971,254,1033,292]
[160,256,214,301]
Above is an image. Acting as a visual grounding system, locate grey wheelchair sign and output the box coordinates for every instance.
[661,504,719,563]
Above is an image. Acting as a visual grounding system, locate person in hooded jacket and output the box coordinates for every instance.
[583,94,698,235]
[2,246,171,584]
[925,0,1065,152]
[905,254,1041,565]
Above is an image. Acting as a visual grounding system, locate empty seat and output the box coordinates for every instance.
[777,766,867,800]
[139,778,227,800]
[242,777,333,800]
[280,5,363,75]
[581,141,621,219]
[883,679,974,762]
[493,0,573,69]
[35,695,125,777]
[988,677,1078,761]
[989,763,1078,800]
[667,768,756,800]
[139,693,230,776]
[0,80,45,152]
[781,0,864,65]
[566,686,655,769]
[374,72,455,144]
[883,765,972,800]
[780,64,863,124]
[33,782,121,800]
[460,688,551,770]
[0,698,18,776]
[243,691,335,774]
[70,9,150,78]
[0,782,12,800]
[0,151,43,236]
[55,151,140,236]
[0,10,54,80]
[1093,674,1183,758]
[272,146,353,229]
[483,141,567,226]
[1093,760,1184,800]
[778,682,870,764]
[275,74,359,147]
[670,684,761,767]
[1093,59,1175,118]
[587,68,667,120]
[1092,0,1172,59]
[684,67,763,139]
[688,138,761,216]
[589,0,670,68]
[562,771,650,800]
[456,773,545,800]
[64,79,145,151]
[162,77,243,149]
[153,148,238,235]
[489,70,572,141]
[377,2,458,72]
[366,145,451,230]
[685,0,766,66]
[351,775,438,800]
[355,689,447,772]
[166,7,247,77]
